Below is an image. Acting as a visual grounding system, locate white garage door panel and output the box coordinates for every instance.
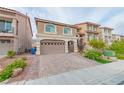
[40,40,65,55]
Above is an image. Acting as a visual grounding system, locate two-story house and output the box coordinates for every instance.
[100,27,113,45]
[120,35,124,40]
[35,18,78,55]
[112,34,121,41]
[75,22,101,46]
[0,7,32,55]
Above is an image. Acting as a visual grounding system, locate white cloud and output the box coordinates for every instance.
[83,8,113,23]
[7,7,124,37]
[103,12,124,35]
[44,7,73,23]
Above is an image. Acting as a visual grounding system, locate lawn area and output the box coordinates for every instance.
[82,39,124,63]
[82,39,114,64]
[96,58,111,64]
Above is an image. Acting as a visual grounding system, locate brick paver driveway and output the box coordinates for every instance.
[6,53,98,84]
[38,53,98,78]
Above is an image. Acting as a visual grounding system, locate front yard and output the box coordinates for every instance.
[81,39,124,64]
[0,53,39,83]
[1,39,124,84]
[0,53,99,84]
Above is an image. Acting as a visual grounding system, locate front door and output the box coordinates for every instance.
[68,41,74,53]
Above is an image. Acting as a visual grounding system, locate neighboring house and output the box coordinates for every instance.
[100,27,113,45]
[35,18,78,55]
[0,7,32,55]
[112,34,121,41]
[120,35,124,40]
[74,22,101,46]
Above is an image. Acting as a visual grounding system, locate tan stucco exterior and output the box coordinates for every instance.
[0,7,32,54]
[100,27,113,45]
[75,22,101,45]
[35,18,78,55]
[112,34,121,41]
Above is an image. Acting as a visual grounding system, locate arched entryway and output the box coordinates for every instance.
[68,41,74,53]
[40,39,65,55]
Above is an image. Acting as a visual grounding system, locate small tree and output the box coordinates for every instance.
[7,50,16,58]
[109,40,124,54]
[89,39,105,49]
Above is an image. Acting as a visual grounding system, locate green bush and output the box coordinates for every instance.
[0,59,27,82]
[84,49,102,60]
[89,39,105,49]
[84,49,111,64]
[96,58,111,64]
[7,50,16,58]
[109,40,124,54]
[22,57,27,61]
[116,54,124,60]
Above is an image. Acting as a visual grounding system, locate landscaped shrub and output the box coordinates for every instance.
[96,58,111,64]
[89,39,105,49]
[22,57,27,61]
[7,50,16,58]
[84,49,102,60]
[84,49,111,64]
[0,59,27,82]
[109,40,124,54]
[116,54,124,60]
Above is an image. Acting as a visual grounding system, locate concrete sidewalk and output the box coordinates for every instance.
[9,60,124,85]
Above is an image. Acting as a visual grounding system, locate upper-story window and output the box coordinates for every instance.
[87,25,92,31]
[63,27,72,35]
[93,26,97,31]
[45,24,56,33]
[87,25,97,31]
[108,30,111,35]
[104,29,108,35]
[0,20,12,33]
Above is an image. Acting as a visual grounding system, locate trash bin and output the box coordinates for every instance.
[103,50,115,57]
[31,47,36,55]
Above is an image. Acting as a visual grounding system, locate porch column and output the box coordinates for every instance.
[36,39,41,55]
[12,18,17,35]
[74,40,78,52]
[65,40,68,53]
[13,38,18,52]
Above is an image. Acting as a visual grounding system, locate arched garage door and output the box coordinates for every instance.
[40,39,65,55]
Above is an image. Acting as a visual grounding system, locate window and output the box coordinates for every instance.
[87,25,92,31]
[0,20,5,32]
[0,40,11,43]
[0,20,12,32]
[93,26,97,31]
[6,21,12,32]
[45,24,56,33]
[63,27,72,35]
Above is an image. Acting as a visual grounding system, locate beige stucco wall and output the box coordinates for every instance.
[76,23,100,44]
[112,35,121,41]
[16,14,32,52]
[0,8,32,53]
[100,28,112,45]
[36,21,78,55]
[36,21,77,37]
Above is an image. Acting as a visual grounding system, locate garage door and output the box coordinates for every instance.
[0,40,13,55]
[40,40,65,55]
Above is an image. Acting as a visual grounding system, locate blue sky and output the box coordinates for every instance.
[9,7,124,38]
